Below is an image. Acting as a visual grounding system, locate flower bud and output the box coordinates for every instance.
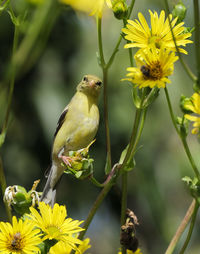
[112,0,128,20]
[172,2,187,23]
[4,182,41,215]
[180,95,193,114]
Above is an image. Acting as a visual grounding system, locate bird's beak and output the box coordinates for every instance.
[89,80,96,88]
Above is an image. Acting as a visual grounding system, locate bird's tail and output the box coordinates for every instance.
[40,164,57,207]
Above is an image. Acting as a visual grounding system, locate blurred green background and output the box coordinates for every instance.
[0,0,200,253]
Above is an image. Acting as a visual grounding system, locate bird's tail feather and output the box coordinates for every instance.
[40,167,56,207]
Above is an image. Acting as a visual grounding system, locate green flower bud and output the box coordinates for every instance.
[4,183,41,215]
[112,0,128,20]
[172,2,187,23]
[180,95,193,114]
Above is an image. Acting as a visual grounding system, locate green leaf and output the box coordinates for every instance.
[75,171,83,178]
[123,156,136,172]
[105,153,112,174]
[132,88,141,109]
[142,87,160,108]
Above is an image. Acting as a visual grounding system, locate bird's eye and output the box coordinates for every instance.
[96,81,102,86]
[83,76,88,82]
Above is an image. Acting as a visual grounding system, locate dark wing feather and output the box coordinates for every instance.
[54,107,68,137]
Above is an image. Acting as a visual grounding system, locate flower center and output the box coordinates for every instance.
[9,232,23,250]
[141,61,163,80]
[46,225,61,239]
[148,36,162,48]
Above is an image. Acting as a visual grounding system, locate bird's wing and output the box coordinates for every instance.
[54,106,68,137]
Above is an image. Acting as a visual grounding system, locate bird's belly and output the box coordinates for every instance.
[63,117,99,153]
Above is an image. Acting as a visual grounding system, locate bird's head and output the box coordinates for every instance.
[77,74,102,98]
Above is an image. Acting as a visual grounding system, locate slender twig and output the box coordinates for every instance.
[193,0,200,85]
[0,157,12,222]
[164,0,197,82]
[165,200,196,254]
[164,87,200,180]
[0,22,19,148]
[97,17,112,169]
[78,164,119,240]
[179,201,199,254]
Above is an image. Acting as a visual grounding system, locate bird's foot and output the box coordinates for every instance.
[60,156,73,167]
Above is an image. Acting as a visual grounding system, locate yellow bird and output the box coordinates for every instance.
[40,74,102,205]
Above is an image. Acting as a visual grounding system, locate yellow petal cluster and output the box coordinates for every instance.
[185,93,200,135]
[122,10,192,89]
[28,202,84,251]
[118,248,143,254]
[60,0,112,17]
[49,237,91,254]
[0,216,42,254]
[122,10,192,54]
[123,47,178,89]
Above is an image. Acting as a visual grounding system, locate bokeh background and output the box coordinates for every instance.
[0,0,200,253]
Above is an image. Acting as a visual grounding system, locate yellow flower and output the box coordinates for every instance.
[49,237,91,254]
[28,202,84,251]
[118,248,143,254]
[122,47,178,89]
[0,216,42,254]
[60,0,112,17]
[122,10,192,54]
[185,93,200,135]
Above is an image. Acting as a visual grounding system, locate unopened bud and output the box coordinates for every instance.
[180,95,193,114]
[112,0,128,20]
[172,2,187,23]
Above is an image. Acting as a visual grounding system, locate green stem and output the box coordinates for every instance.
[89,176,104,188]
[164,87,200,180]
[0,157,12,222]
[193,0,200,85]
[129,107,147,160]
[179,201,199,254]
[106,35,123,69]
[165,200,196,254]
[78,177,115,240]
[0,23,19,147]
[121,172,128,254]
[97,17,112,168]
[127,0,135,19]
[97,17,105,68]
[13,0,58,76]
[164,0,197,82]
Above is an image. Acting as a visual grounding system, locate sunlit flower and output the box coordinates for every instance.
[118,248,143,254]
[28,202,84,251]
[122,47,178,89]
[60,0,112,17]
[0,216,42,254]
[122,10,192,54]
[185,93,200,135]
[49,237,91,254]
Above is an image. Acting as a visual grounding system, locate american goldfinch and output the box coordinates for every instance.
[40,74,102,205]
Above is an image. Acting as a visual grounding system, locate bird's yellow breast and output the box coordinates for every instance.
[52,91,99,159]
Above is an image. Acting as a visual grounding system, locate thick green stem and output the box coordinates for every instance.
[165,200,196,254]
[0,157,12,222]
[97,17,112,168]
[103,68,112,168]
[79,178,115,240]
[164,0,197,82]
[164,87,200,180]
[179,201,199,254]
[193,0,200,85]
